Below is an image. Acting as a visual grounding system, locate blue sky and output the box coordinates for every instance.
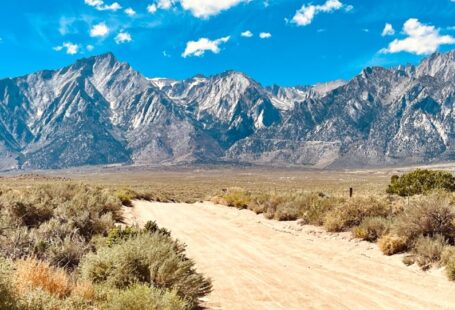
[2,0,455,86]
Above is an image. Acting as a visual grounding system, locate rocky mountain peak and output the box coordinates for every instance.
[2,50,455,170]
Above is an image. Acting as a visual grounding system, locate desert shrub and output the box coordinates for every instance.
[103,284,188,310]
[391,193,455,243]
[387,169,455,196]
[106,226,140,247]
[15,258,72,298]
[299,193,336,226]
[271,201,301,221]
[0,184,122,263]
[441,246,455,265]
[106,222,170,247]
[248,193,271,214]
[114,189,138,207]
[0,258,18,310]
[411,235,447,270]
[79,233,211,307]
[352,216,391,242]
[378,234,408,255]
[222,188,251,209]
[446,255,455,281]
[324,197,391,232]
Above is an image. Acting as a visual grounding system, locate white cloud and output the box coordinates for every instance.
[241,30,253,38]
[147,4,157,13]
[147,0,175,13]
[291,0,351,26]
[259,32,272,39]
[381,23,395,36]
[182,36,230,57]
[180,0,249,18]
[381,18,455,55]
[115,31,132,44]
[86,44,95,51]
[53,42,80,55]
[125,8,136,16]
[90,23,110,37]
[84,0,122,11]
[85,0,103,6]
[157,0,175,9]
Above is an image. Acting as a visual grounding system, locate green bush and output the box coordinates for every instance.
[387,169,455,196]
[103,284,188,310]
[79,233,211,307]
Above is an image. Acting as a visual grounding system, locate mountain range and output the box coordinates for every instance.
[1,51,455,170]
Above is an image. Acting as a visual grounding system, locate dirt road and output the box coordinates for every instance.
[126,200,455,310]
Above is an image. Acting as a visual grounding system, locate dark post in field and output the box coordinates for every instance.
[349,187,353,198]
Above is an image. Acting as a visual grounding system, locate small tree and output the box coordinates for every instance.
[386,169,455,196]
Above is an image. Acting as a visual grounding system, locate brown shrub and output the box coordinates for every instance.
[72,281,95,301]
[15,258,72,298]
[378,234,408,255]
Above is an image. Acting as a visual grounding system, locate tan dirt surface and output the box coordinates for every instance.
[125,200,455,310]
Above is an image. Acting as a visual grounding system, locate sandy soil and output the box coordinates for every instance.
[125,200,455,310]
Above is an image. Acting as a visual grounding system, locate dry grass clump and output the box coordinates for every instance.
[378,234,408,255]
[15,258,72,298]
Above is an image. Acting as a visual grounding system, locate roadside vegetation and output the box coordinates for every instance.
[0,183,211,309]
[211,169,455,281]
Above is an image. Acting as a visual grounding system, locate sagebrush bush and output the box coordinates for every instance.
[0,184,122,265]
[352,216,390,242]
[391,193,455,243]
[411,235,447,270]
[446,255,455,281]
[103,284,188,310]
[387,169,455,196]
[441,246,455,266]
[114,189,138,207]
[222,188,251,209]
[378,234,408,255]
[79,233,211,307]
[324,197,391,232]
[0,258,18,310]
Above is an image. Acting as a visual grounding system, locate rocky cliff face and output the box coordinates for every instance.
[2,51,455,170]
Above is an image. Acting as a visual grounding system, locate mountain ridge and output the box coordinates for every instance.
[1,51,455,170]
